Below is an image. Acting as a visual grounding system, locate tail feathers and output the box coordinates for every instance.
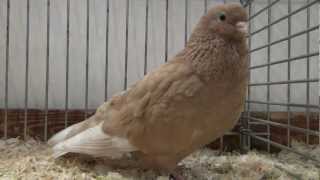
[51,122,137,159]
[52,150,68,159]
[48,116,97,146]
[48,125,74,146]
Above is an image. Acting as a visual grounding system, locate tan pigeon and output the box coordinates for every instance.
[48,3,248,179]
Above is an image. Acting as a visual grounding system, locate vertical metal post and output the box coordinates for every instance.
[247,3,252,149]
[241,2,252,151]
[124,0,129,90]
[164,0,169,62]
[65,0,70,128]
[305,0,310,144]
[24,0,30,139]
[144,0,149,75]
[266,0,271,153]
[318,0,320,145]
[105,0,109,101]
[4,0,10,139]
[184,0,188,46]
[204,0,208,14]
[287,0,292,147]
[44,0,51,141]
[84,0,89,118]
[246,2,252,150]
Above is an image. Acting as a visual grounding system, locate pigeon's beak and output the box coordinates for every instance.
[236,21,248,34]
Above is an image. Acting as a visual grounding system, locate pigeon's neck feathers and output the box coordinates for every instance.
[183,35,247,82]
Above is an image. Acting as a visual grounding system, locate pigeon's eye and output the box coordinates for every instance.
[218,12,226,21]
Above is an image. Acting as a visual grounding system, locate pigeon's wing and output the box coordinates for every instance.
[48,115,101,146]
[100,58,205,155]
[51,122,137,158]
[48,87,134,147]
[50,57,195,158]
[100,57,195,132]
[49,89,138,158]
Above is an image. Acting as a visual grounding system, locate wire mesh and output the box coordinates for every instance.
[242,0,320,165]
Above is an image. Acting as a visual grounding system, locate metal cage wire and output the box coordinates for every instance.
[242,0,320,165]
[0,0,319,165]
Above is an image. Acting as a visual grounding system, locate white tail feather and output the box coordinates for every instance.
[52,123,137,159]
[48,125,74,146]
[48,116,96,146]
[52,151,68,158]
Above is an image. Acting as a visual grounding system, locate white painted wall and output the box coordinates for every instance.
[0,0,318,111]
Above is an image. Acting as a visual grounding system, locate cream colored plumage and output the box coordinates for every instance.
[49,3,248,179]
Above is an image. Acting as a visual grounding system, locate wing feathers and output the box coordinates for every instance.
[52,122,137,159]
[48,115,98,146]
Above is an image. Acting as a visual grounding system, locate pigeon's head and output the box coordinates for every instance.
[195,3,248,41]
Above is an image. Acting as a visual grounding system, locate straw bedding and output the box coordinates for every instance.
[0,137,319,180]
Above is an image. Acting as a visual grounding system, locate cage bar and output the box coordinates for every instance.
[204,0,208,13]
[44,0,50,141]
[250,52,319,69]
[287,0,292,148]
[143,0,149,75]
[105,0,110,101]
[306,0,311,144]
[84,0,90,119]
[247,116,319,137]
[246,100,319,109]
[266,0,271,152]
[24,0,30,139]
[4,0,10,139]
[64,0,70,128]
[185,0,188,46]
[242,1,253,151]
[124,0,129,90]
[164,0,169,62]
[249,78,319,86]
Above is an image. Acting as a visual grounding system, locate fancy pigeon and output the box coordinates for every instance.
[48,3,248,179]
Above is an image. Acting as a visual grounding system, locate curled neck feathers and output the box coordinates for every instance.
[182,33,248,82]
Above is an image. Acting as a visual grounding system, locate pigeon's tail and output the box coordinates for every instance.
[52,150,68,158]
[51,122,137,159]
[48,115,98,146]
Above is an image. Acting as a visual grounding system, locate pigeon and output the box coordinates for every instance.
[48,3,248,179]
